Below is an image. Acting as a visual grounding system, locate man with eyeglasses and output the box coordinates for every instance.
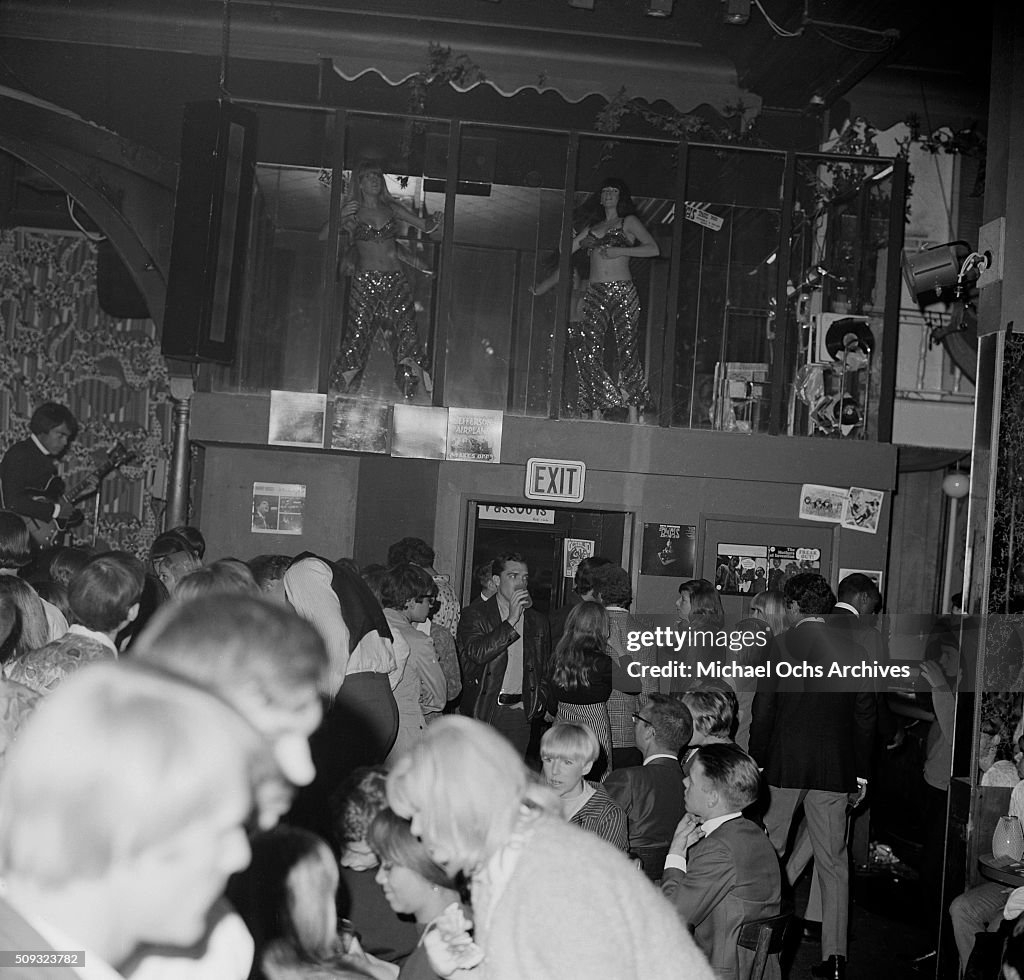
[604,694,692,880]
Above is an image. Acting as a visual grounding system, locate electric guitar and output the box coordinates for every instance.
[22,442,133,547]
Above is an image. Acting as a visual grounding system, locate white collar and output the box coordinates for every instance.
[67,624,118,656]
[701,812,743,836]
[643,753,679,765]
[30,433,51,456]
[833,602,859,615]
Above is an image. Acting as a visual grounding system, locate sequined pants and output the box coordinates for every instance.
[330,271,428,391]
[570,280,653,412]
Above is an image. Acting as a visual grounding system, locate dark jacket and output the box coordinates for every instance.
[0,437,59,522]
[603,756,686,852]
[748,620,876,792]
[456,596,550,723]
[662,815,782,980]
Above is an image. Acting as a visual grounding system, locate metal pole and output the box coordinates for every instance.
[941,494,959,614]
[165,379,194,529]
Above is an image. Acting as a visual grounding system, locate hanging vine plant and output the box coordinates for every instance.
[400,44,488,162]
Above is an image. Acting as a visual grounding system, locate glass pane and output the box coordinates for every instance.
[786,154,894,439]
[326,115,450,405]
[209,108,336,393]
[674,145,785,432]
[567,136,675,424]
[444,126,570,416]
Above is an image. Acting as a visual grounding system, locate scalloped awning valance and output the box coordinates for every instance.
[329,22,760,119]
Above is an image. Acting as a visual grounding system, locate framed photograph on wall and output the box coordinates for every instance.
[714,543,768,595]
[641,523,696,577]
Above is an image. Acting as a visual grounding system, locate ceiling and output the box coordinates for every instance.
[0,0,992,168]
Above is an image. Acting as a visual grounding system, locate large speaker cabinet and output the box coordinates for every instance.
[162,101,257,363]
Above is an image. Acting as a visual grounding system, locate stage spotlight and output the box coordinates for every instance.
[902,241,989,302]
[723,0,751,24]
[645,0,674,15]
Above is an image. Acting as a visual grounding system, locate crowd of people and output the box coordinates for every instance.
[0,402,989,980]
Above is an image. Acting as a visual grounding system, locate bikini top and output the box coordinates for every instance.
[351,216,399,242]
[585,222,632,251]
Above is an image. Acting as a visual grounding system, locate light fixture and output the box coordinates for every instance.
[942,472,970,499]
[645,0,674,15]
[902,241,990,302]
[723,0,750,24]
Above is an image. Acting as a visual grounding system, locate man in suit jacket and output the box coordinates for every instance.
[662,743,782,980]
[605,693,691,879]
[749,573,876,980]
[456,552,550,757]
[0,663,265,979]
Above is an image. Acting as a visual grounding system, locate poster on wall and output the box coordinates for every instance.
[799,483,847,523]
[640,523,696,577]
[330,397,390,454]
[252,482,305,535]
[841,487,884,534]
[767,545,822,592]
[715,543,769,595]
[838,568,883,591]
[268,390,326,448]
[563,538,596,578]
[446,408,502,463]
[391,404,448,459]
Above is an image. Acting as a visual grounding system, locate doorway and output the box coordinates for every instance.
[463,502,633,613]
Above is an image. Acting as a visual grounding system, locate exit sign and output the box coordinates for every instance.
[524,458,586,502]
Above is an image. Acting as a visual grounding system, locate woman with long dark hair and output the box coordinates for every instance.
[574,177,658,422]
[548,600,640,779]
[532,177,658,423]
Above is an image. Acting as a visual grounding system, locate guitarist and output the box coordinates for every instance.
[0,402,82,531]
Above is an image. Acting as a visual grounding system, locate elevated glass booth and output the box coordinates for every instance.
[209,104,906,442]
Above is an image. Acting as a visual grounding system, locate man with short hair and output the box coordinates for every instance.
[604,693,691,879]
[457,552,550,757]
[6,551,145,695]
[386,536,460,635]
[661,743,781,980]
[247,554,292,603]
[125,595,328,980]
[0,662,264,980]
[549,555,613,645]
[132,593,327,829]
[749,573,876,980]
[0,403,82,536]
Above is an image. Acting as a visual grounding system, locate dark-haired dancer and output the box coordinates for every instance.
[532,178,658,422]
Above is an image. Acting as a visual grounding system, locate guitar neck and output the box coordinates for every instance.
[62,449,128,505]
